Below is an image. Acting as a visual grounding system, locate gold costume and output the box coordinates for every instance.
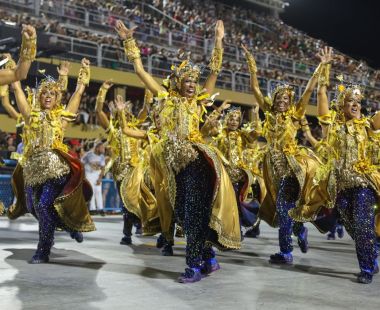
[106,115,159,234]
[258,104,326,227]
[290,110,380,222]
[149,90,241,249]
[9,94,95,232]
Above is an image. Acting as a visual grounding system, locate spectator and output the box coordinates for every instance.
[81,142,106,215]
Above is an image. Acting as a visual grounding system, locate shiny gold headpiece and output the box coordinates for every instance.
[224,106,243,127]
[270,84,295,106]
[332,75,364,110]
[163,60,201,92]
[26,76,63,110]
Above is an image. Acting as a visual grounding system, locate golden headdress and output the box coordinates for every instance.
[332,75,364,111]
[265,84,295,109]
[162,60,201,92]
[224,106,243,127]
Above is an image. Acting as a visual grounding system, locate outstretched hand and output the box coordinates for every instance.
[219,100,231,111]
[57,61,71,76]
[21,24,36,40]
[115,20,137,40]
[215,20,224,40]
[81,58,90,68]
[102,79,114,90]
[114,95,126,111]
[316,47,333,64]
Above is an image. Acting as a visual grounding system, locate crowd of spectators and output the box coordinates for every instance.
[1,0,380,123]
[2,0,379,85]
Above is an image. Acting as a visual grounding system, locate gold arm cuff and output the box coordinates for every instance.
[123,38,141,62]
[0,85,9,97]
[318,64,331,87]
[77,65,90,86]
[118,109,128,130]
[208,47,223,75]
[95,86,108,111]
[312,63,323,77]
[245,53,257,74]
[5,58,16,70]
[20,36,36,61]
[57,75,68,92]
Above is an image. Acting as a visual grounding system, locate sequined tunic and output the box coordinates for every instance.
[22,109,72,187]
[107,120,140,182]
[262,108,299,182]
[214,129,249,183]
[156,91,204,173]
[319,113,379,192]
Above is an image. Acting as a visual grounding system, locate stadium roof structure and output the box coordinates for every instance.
[243,0,288,11]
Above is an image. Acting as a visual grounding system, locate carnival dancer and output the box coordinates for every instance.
[208,101,265,237]
[300,117,345,240]
[242,43,330,264]
[290,47,380,284]
[95,82,158,245]
[8,58,95,264]
[0,25,36,214]
[115,19,241,283]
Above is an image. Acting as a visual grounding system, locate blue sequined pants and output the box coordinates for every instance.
[26,175,68,258]
[276,176,304,254]
[174,153,215,268]
[336,187,378,274]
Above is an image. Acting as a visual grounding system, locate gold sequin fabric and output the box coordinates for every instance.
[21,107,75,186]
[318,113,379,193]
[262,109,299,181]
[106,119,140,181]
[154,91,205,173]
[23,150,70,187]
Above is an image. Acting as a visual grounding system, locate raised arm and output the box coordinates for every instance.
[246,101,262,142]
[65,58,90,115]
[56,61,70,92]
[11,80,30,120]
[114,95,147,139]
[202,20,224,94]
[201,100,231,136]
[95,80,113,130]
[316,48,333,117]
[115,20,163,96]
[300,117,319,147]
[296,47,333,117]
[241,44,265,110]
[137,89,153,122]
[0,25,36,86]
[0,84,20,120]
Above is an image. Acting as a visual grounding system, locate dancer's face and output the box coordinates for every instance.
[40,88,57,110]
[227,114,240,131]
[343,92,362,120]
[273,92,290,113]
[180,76,197,98]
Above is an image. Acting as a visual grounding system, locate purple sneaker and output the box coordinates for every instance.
[298,227,309,253]
[29,254,49,264]
[327,232,336,240]
[337,225,344,239]
[177,268,202,283]
[269,252,293,265]
[357,271,373,284]
[201,258,221,275]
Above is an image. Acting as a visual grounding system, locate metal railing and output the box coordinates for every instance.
[1,0,379,90]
